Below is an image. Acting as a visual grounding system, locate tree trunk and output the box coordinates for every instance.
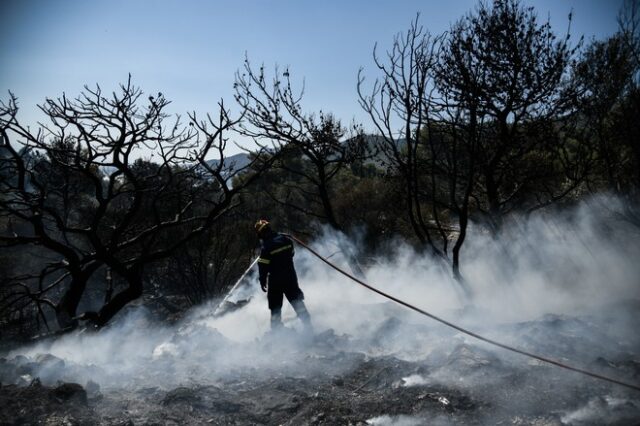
[485,171,502,236]
[452,205,472,298]
[55,274,89,330]
[93,274,144,327]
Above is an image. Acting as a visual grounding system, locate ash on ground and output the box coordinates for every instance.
[1,300,639,425]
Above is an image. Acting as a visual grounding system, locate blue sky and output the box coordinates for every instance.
[0,0,624,153]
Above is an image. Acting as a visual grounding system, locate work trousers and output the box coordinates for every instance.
[268,279,311,329]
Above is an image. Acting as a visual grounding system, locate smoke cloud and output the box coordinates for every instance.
[3,194,639,422]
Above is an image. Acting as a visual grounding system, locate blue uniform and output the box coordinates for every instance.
[258,233,304,310]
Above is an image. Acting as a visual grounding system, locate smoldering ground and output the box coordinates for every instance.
[1,195,639,425]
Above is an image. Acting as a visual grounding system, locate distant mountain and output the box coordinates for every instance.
[92,153,252,181]
[358,134,407,168]
[205,152,251,172]
[360,134,407,151]
[202,135,404,173]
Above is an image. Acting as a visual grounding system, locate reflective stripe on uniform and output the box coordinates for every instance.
[258,257,271,264]
[270,244,293,255]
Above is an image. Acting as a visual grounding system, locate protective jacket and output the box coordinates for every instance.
[258,233,304,310]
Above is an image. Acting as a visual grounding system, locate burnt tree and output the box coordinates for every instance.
[357,16,477,290]
[234,58,367,275]
[437,0,584,235]
[357,16,452,259]
[613,0,640,226]
[0,78,269,330]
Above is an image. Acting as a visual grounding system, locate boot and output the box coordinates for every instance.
[270,308,283,330]
[291,299,313,332]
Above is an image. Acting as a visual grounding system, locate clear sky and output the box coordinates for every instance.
[0,0,624,153]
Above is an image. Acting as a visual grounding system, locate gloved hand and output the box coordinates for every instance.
[260,281,267,293]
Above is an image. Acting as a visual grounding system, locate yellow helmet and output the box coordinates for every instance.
[254,219,270,235]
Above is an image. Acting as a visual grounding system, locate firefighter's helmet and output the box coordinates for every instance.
[254,219,270,236]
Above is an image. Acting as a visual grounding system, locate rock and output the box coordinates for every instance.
[53,383,87,405]
[5,355,38,380]
[36,353,66,370]
[35,354,67,383]
[0,381,95,424]
[16,374,33,386]
[15,357,38,376]
[85,380,100,397]
[11,355,30,366]
[444,344,502,370]
[152,341,181,359]
[162,386,202,406]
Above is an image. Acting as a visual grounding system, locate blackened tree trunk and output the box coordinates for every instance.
[0,78,273,331]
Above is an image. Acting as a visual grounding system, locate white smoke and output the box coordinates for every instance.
[366,414,429,426]
[4,194,639,399]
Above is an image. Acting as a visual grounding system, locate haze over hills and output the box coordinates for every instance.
[205,152,252,172]
[204,135,405,173]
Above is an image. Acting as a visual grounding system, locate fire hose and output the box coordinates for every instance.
[212,257,259,317]
[283,233,640,392]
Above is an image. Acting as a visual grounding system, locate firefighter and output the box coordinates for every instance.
[255,219,312,331]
